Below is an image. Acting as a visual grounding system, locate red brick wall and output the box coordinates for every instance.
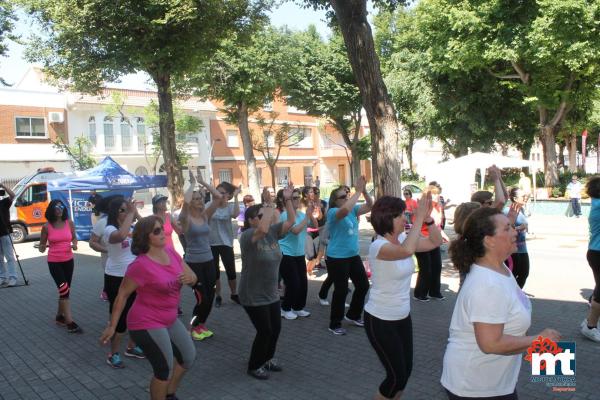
[0,105,68,144]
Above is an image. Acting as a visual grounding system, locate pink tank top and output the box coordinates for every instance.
[47,222,73,262]
[163,213,175,250]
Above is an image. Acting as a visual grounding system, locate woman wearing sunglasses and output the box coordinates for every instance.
[100,216,198,400]
[238,185,296,379]
[325,176,373,335]
[38,199,82,333]
[102,197,144,368]
[179,171,223,341]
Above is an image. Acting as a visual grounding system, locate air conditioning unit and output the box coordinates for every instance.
[48,111,64,123]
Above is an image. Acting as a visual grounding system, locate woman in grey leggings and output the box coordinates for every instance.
[100,216,198,400]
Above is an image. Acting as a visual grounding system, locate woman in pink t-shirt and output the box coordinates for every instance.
[38,199,82,333]
[100,216,198,400]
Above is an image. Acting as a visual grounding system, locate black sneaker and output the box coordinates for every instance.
[166,394,179,400]
[215,296,222,308]
[67,322,83,333]
[264,359,283,372]
[177,307,183,316]
[230,294,241,305]
[247,366,269,380]
[344,316,365,327]
[430,295,446,301]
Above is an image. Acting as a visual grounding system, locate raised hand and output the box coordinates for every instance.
[233,184,242,197]
[415,191,433,221]
[355,175,367,194]
[507,202,522,225]
[282,184,294,201]
[488,165,501,181]
[262,187,272,204]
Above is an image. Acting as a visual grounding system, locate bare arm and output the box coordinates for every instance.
[358,180,373,216]
[38,224,48,253]
[474,323,561,355]
[251,206,275,243]
[335,176,367,220]
[89,233,107,253]
[69,219,78,250]
[488,165,507,209]
[99,277,138,344]
[109,201,135,244]
[231,186,241,219]
[280,188,296,236]
[198,176,223,220]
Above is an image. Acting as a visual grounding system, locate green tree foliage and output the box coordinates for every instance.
[177,25,294,198]
[410,0,600,186]
[0,1,17,85]
[53,136,97,170]
[301,0,407,196]
[283,28,365,185]
[20,0,271,201]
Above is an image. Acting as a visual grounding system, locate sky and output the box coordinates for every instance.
[0,2,332,90]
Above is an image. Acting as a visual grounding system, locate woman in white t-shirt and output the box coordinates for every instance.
[442,207,560,399]
[102,197,144,369]
[365,193,442,400]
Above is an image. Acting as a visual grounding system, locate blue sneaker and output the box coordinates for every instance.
[107,352,124,369]
[125,346,145,359]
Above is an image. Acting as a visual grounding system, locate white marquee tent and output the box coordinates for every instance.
[423,152,532,204]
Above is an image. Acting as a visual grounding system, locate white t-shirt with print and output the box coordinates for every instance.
[364,233,414,320]
[441,264,531,397]
[102,225,136,277]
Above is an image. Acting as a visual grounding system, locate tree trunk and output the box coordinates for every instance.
[568,134,577,172]
[330,0,402,197]
[406,128,414,173]
[349,143,361,187]
[268,162,277,192]
[236,101,261,199]
[558,142,565,167]
[540,124,560,187]
[153,73,184,203]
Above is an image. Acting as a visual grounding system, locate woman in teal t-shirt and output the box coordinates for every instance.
[277,188,313,320]
[581,176,600,343]
[324,176,373,335]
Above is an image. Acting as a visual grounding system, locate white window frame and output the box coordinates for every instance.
[290,127,312,148]
[15,116,47,139]
[219,169,233,184]
[264,130,275,148]
[121,118,132,152]
[104,116,115,151]
[88,116,97,146]
[226,130,239,147]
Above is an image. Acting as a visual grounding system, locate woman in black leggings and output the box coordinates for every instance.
[238,186,296,380]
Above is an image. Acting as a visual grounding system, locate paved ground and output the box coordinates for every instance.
[0,214,597,399]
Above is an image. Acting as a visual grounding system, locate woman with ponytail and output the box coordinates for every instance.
[441,207,560,399]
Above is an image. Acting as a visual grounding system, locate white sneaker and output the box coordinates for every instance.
[581,319,600,342]
[7,277,16,287]
[318,297,330,306]
[294,309,311,318]
[281,310,298,320]
[0,278,7,287]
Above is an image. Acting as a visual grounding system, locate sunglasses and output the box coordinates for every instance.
[256,214,263,220]
[483,200,494,206]
[118,208,127,213]
[337,195,348,200]
[403,193,411,196]
[292,196,301,200]
[54,204,65,209]
[151,226,164,235]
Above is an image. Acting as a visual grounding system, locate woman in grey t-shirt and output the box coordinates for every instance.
[179,171,223,341]
[238,186,296,380]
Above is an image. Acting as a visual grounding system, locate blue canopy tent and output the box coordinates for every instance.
[47,157,167,240]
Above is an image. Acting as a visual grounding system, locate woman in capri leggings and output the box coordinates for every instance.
[366,194,442,399]
[209,181,240,307]
[179,171,222,340]
[38,199,82,333]
[101,216,198,400]
[102,197,145,368]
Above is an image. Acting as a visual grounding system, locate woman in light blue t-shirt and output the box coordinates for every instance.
[277,188,313,320]
[581,176,600,343]
[324,176,373,336]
